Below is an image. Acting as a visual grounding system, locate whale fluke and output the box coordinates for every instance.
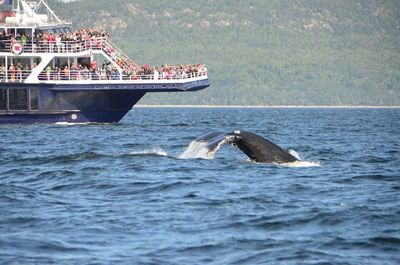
[192,130,298,163]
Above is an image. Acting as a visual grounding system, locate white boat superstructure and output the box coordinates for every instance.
[0,0,208,86]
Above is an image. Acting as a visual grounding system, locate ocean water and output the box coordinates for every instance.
[0,107,399,265]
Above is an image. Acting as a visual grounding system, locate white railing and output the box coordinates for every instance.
[0,65,207,83]
[0,37,107,54]
[36,70,207,82]
[0,70,32,82]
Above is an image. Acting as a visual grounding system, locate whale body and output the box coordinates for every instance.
[193,131,298,163]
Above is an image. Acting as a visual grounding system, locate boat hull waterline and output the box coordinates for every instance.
[0,79,210,124]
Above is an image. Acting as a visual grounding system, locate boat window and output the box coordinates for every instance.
[30,88,39,111]
[78,57,90,66]
[9,89,27,111]
[0,88,6,110]
[54,57,69,68]
[17,28,31,37]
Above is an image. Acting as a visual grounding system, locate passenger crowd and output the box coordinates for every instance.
[0,28,109,53]
[37,62,207,81]
[124,63,207,80]
[0,62,32,82]
[0,27,207,82]
[0,61,207,82]
[0,27,137,77]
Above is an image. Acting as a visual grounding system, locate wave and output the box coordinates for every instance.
[66,148,170,159]
[55,122,94,126]
[54,122,117,126]
[279,160,321,168]
[128,148,168,157]
[5,149,170,166]
[6,144,318,167]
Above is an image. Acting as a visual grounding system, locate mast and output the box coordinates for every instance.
[39,0,63,24]
[4,0,69,26]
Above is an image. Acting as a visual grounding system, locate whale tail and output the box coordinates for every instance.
[179,131,235,159]
[183,130,298,163]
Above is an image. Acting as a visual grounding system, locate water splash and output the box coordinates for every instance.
[283,149,321,167]
[288,149,301,160]
[180,141,215,159]
[180,134,236,160]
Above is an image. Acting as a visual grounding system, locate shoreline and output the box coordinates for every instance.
[136,105,400,109]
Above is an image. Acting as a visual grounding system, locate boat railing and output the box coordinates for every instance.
[36,69,207,82]
[0,37,108,54]
[102,39,135,68]
[0,69,32,82]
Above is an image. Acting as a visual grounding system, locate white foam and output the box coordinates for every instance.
[54,122,91,126]
[282,149,321,167]
[129,148,168,157]
[54,122,114,126]
[180,135,236,160]
[180,141,216,159]
[280,160,321,168]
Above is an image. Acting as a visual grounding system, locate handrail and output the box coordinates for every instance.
[0,69,32,82]
[0,37,107,54]
[36,70,207,82]
[104,39,136,67]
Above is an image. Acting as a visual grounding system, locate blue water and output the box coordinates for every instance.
[0,107,399,264]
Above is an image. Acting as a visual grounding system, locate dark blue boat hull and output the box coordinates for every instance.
[0,79,209,124]
[0,84,145,124]
[0,90,145,123]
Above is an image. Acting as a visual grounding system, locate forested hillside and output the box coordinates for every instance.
[50,0,400,105]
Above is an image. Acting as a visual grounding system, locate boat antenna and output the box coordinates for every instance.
[40,0,63,23]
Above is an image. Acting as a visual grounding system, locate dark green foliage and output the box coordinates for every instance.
[50,0,400,105]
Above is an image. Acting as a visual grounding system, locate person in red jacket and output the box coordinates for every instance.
[48,33,55,53]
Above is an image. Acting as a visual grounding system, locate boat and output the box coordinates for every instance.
[0,0,209,124]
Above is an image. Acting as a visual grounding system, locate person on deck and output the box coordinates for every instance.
[48,33,55,53]
[0,65,5,81]
[63,65,69,80]
[16,62,23,82]
[9,64,16,82]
